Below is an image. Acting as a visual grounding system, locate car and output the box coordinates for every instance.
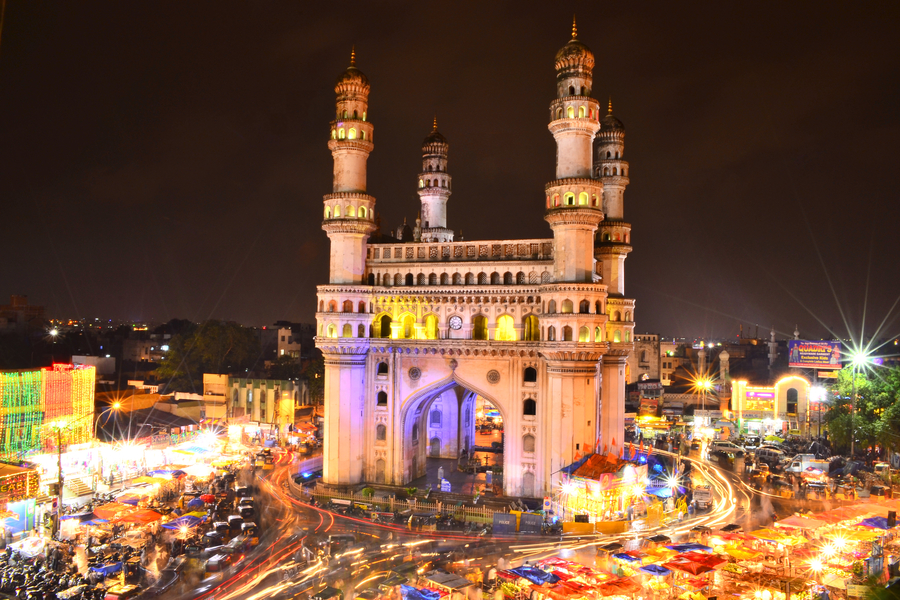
[693,485,713,509]
[755,447,785,468]
[709,441,746,456]
[104,585,141,600]
[741,436,761,451]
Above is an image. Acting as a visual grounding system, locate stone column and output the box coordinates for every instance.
[600,352,628,456]
[321,343,368,487]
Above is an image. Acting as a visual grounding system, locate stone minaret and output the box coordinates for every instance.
[594,99,632,296]
[545,18,604,283]
[417,119,454,243]
[322,48,376,284]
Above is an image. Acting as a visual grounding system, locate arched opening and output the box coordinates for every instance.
[326,323,337,338]
[579,299,590,313]
[523,314,540,341]
[417,273,426,285]
[377,391,388,406]
[342,300,353,312]
[394,273,403,286]
[490,272,500,284]
[567,106,575,118]
[561,299,574,313]
[357,324,365,338]
[401,314,415,339]
[786,387,799,414]
[478,272,488,284]
[524,367,537,383]
[562,326,573,341]
[440,273,449,285]
[325,206,331,218]
[375,458,385,483]
[424,314,438,340]
[453,273,463,285]
[547,326,556,341]
[595,300,602,314]
[516,271,525,284]
[578,192,588,205]
[578,106,585,118]
[547,299,557,313]
[465,273,475,285]
[342,323,352,338]
[503,272,513,284]
[578,326,589,342]
[594,326,602,341]
[348,128,356,140]
[358,301,366,313]
[367,273,375,285]
[614,329,622,343]
[377,314,392,338]
[405,273,414,286]
[523,398,536,416]
[376,424,386,441]
[318,300,324,312]
[495,314,515,341]
[472,315,488,340]
[334,205,341,217]
[359,206,367,218]
[430,437,441,457]
[377,362,388,375]
[328,300,337,312]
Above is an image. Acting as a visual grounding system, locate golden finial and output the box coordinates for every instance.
[572,15,577,39]
[350,45,356,66]
[433,115,438,130]
[608,97,613,114]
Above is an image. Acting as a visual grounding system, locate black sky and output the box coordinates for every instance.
[1,2,899,342]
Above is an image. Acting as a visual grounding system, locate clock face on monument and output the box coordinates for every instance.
[449,316,462,330]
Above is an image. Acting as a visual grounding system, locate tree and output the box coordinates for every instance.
[157,320,261,393]
[300,351,324,405]
[824,365,900,455]
[267,355,303,380]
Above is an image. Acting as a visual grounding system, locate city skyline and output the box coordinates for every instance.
[1,2,898,341]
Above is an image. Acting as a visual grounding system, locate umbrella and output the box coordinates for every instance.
[683,578,710,590]
[679,552,726,569]
[665,543,712,553]
[662,558,713,576]
[116,509,162,523]
[200,494,216,503]
[648,534,671,543]
[597,578,642,597]
[186,497,206,510]
[131,476,167,485]
[857,516,891,529]
[639,564,672,577]
[93,502,137,520]
[509,567,561,585]
[612,552,643,563]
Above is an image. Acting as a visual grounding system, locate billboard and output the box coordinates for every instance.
[788,340,842,369]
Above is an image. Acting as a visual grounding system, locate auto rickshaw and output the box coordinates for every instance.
[241,522,259,546]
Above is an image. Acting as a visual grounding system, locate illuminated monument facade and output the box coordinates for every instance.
[316,25,635,496]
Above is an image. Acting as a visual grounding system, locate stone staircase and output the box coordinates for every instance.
[64,477,93,498]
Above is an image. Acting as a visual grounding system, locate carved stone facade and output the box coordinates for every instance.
[316,24,637,497]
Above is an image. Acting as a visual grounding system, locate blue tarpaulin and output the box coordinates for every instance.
[665,543,712,553]
[639,564,672,577]
[148,469,187,478]
[612,553,643,563]
[400,586,441,600]
[508,567,561,585]
[186,498,205,510]
[161,515,203,530]
[646,486,686,498]
[84,519,109,526]
[89,562,123,576]
[858,516,891,530]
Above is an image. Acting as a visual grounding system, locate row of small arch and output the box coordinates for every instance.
[553,105,598,120]
[318,297,628,321]
[375,363,538,387]
[546,192,600,208]
[331,127,369,141]
[367,271,552,287]
[600,166,628,176]
[377,424,536,454]
[337,109,367,121]
[324,204,370,219]
[418,178,450,189]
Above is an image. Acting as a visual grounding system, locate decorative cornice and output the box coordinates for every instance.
[544,178,603,191]
[324,192,376,202]
[545,207,604,227]
[594,243,632,256]
[548,119,600,135]
[328,139,374,153]
[322,219,376,235]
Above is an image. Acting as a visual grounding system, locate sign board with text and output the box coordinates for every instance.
[788,340,842,369]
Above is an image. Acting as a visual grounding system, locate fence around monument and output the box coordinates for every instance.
[310,488,499,524]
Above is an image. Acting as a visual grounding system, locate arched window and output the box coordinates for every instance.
[361,130,366,140]
[786,387,799,414]
[595,300,602,314]
[405,273,414,286]
[578,192,588,205]
[625,331,631,342]
[523,398,536,416]
[440,273,449,285]
[331,129,336,140]
[453,273,463,285]
[362,111,366,121]
[567,106,574,118]
[503,272,513,284]
[614,330,622,343]
[496,315,515,341]
[424,314,438,340]
[548,300,557,313]
[359,206,367,218]
[561,299,574,313]
[376,424,386,441]
[524,367,537,383]
[473,315,488,340]
[377,391,388,405]
[430,410,442,425]
[562,326,573,341]
[367,273,375,285]
[412,423,419,441]
[553,194,560,206]
[640,350,647,362]
[325,206,331,218]
[556,108,562,120]
[579,300,590,313]
[327,323,337,338]
[342,323,352,338]
[338,128,345,139]
[342,110,347,118]
[402,314,415,339]
[357,324,365,338]
[328,300,337,312]
[428,273,437,285]
[578,326,589,342]
[523,434,535,453]
[523,315,540,341]
[343,300,353,313]
[516,271,525,284]
[564,193,575,206]
[613,311,621,322]
[419,179,424,188]
[394,273,403,286]
[334,205,341,217]
[318,300,324,312]
[490,272,500,284]
[624,311,631,321]
[377,362,389,375]
[568,85,575,95]
[578,106,585,118]
[358,301,366,313]
[465,273,475,285]
[594,326,602,341]
[547,326,556,341]
[379,314,392,338]
[417,273,426,285]
[477,272,488,284]
[592,194,599,207]
[348,128,357,139]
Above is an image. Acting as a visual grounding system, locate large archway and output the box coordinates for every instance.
[398,376,507,495]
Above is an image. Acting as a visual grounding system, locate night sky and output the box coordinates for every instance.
[2,2,898,342]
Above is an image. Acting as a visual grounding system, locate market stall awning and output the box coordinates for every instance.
[131,476,168,485]
[161,515,203,530]
[93,502,137,520]
[612,552,643,563]
[116,509,162,523]
[775,515,826,529]
[857,516,891,529]
[639,564,672,577]
[597,578,641,597]
[419,571,474,591]
[662,558,713,576]
[665,543,712,553]
[647,534,671,543]
[723,546,760,560]
[678,552,726,569]
[400,586,440,600]
[509,567,560,585]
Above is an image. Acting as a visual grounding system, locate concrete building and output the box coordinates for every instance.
[0,295,45,332]
[315,23,639,496]
[203,374,300,437]
[628,333,660,383]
